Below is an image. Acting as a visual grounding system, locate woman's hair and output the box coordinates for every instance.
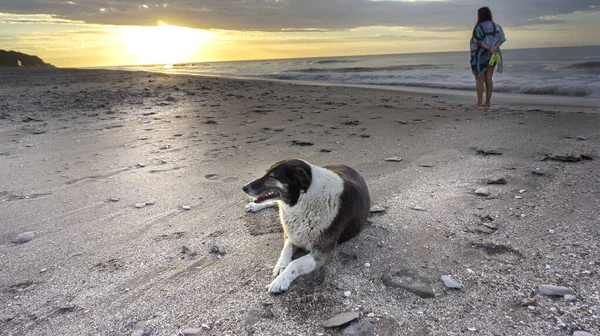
[472,7,493,38]
[477,7,493,24]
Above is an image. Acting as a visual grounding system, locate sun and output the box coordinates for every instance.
[120,22,213,65]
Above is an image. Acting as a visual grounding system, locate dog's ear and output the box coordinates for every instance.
[291,166,311,191]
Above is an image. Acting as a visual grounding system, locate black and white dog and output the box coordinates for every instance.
[242,159,370,294]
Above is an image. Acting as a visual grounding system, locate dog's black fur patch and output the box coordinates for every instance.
[320,164,370,246]
[244,159,312,206]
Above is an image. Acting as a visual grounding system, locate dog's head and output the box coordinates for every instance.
[242,159,312,206]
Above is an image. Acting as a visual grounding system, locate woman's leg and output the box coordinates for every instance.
[483,64,496,106]
[474,74,484,106]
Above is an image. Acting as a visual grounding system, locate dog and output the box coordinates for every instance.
[242,159,370,294]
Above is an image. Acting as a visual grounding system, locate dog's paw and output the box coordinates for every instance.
[245,202,261,213]
[266,274,291,294]
[272,261,289,278]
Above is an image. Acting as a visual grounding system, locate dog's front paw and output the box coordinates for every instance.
[266,274,291,294]
[245,202,261,213]
[272,260,289,278]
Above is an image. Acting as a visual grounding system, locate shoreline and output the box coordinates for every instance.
[6,67,600,108]
[194,75,600,108]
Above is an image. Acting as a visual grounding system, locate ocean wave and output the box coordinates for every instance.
[265,73,595,97]
[312,59,358,64]
[172,62,208,67]
[286,64,439,74]
[559,61,600,70]
[399,82,592,97]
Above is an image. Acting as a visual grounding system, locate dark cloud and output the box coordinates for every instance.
[0,0,597,31]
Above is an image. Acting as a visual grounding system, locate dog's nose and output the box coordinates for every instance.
[242,184,249,193]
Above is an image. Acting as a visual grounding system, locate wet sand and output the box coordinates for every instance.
[1,68,599,336]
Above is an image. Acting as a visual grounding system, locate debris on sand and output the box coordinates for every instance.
[486,177,507,185]
[181,246,197,256]
[382,268,435,298]
[481,221,498,231]
[291,140,314,146]
[369,204,386,214]
[564,294,578,302]
[470,241,524,257]
[475,188,490,196]
[342,320,375,335]
[322,311,360,328]
[11,231,35,244]
[56,304,76,313]
[179,328,202,336]
[384,157,403,162]
[475,148,503,155]
[538,284,574,296]
[573,331,593,336]
[441,275,463,289]
[543,153,593,162]
[209,245,226,256]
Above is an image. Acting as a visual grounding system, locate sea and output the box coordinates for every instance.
[115,46,600,99]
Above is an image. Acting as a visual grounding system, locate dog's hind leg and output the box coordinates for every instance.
[267,249,335,294]
[272,239,297,278]
[245,200,278,213]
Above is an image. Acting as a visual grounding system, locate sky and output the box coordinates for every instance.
[0,0,598,67]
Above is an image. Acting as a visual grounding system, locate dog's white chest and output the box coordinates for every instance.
[280,210,329,250]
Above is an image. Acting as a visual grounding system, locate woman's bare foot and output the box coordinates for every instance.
[473,103,484,107]
[482,102,491,107]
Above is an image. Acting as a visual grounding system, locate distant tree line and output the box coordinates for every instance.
[0,50,54,67]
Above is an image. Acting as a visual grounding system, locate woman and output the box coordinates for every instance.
[470,7,506,107]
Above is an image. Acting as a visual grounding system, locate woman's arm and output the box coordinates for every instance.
[477,42,492,51]
[490,41,504,53]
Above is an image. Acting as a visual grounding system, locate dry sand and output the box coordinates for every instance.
[1,68,599,336]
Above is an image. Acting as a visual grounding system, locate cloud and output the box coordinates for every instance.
[0,12,83,24]
[0,0,597,31]
[238,33,447,45]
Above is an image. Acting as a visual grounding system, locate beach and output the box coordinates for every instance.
[1,68,599,336]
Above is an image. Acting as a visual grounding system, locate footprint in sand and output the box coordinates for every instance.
[204,174,238,183]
